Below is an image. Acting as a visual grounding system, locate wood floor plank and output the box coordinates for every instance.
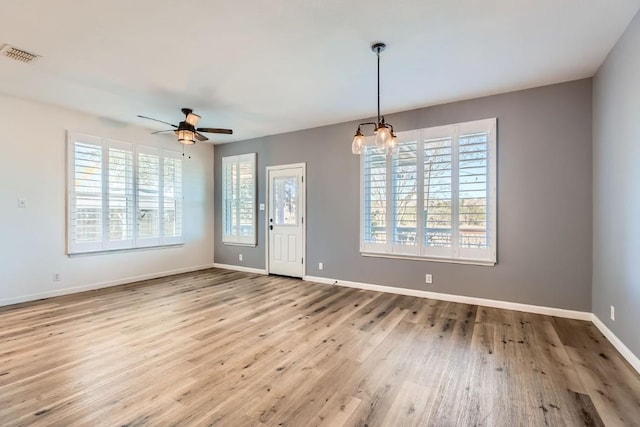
[1,268,639,426]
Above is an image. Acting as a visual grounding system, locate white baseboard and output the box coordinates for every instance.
[591,315,640,374]
[303,275,592,321]
[0,263,216,308]
[212,263,268,275]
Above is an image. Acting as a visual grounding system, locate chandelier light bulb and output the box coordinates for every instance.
[387,133,399,155]
[352,133,366,154]
[375,125,391,147]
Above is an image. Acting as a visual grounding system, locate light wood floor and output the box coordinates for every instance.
[1,269,639,426]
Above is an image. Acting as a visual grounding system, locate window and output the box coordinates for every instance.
[361,118,497,265]
[67,132,183,254]
[222,153,256,246]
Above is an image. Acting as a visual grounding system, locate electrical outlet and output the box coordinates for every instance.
[318,262,324,270]
[611,305,615,321]
[425,274,433,284]
[53,273,61,282]
[239,254,243,262]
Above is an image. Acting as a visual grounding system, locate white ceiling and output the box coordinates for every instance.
[1,0,639,143]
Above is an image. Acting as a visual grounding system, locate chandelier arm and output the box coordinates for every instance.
[359,122,378,128]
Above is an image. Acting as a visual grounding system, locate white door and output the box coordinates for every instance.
[267,164,305,278]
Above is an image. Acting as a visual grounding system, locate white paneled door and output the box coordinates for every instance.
[267,164,305,278]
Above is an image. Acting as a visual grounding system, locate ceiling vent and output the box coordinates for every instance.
[1,44,40,63]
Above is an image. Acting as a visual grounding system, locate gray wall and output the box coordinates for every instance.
[215,79,593,311]
[593,10,640,358]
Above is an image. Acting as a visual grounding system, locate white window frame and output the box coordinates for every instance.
[222,153,257,246]
[360,118,497,266]
[67,131,184,255]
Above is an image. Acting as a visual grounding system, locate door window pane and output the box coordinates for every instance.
[273,176,297,225]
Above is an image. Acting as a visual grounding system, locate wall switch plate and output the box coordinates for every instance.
[611,305,615,321]
[259,203,265,211]
[239,254,243,262]
[318,262,323,270]
[425,274,433,284]
[17,198,27,208]
[53,273,61,282]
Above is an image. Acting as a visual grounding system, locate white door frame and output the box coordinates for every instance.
[265,163,306,277]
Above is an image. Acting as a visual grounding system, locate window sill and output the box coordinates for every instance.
[68,243,184,257]
[222,242,257,247]
[361,252,496,267]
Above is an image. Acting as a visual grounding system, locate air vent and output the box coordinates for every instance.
[1,44,40,63]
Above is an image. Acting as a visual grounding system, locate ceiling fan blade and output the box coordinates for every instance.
[197,127,233,135]
[195,132,209,142]
[137,115,178,128]
[151,129,175,134]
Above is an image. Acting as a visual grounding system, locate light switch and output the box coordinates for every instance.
[17,198,27,208]
[259,203,265,211]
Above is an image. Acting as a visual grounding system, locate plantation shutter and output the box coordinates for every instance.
[361,145,387,253]
[222,153,256,245]
[137,146,161,247]
[391,132,420,255]
[68,134,104,253]
[105,140,134,250]
[457,120,496,261]
[238,157,255,241]
[423,125,454,259]
[162,151,183,244]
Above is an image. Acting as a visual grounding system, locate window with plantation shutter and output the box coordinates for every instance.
[222,153,256,246]
[360,118,497,265]
[67,132,183,254]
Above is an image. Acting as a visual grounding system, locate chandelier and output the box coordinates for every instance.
[351,42,398,156]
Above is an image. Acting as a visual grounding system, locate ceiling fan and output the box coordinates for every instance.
[137,108,233,144]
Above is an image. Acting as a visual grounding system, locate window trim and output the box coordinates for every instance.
[221,153,257,246]
[66,131,184,255]
[359,118,497,266]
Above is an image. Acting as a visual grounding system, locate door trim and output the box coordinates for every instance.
[265,163,306,277]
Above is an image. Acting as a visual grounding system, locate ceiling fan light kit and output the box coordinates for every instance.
[351,42,398,156]
[185,112,201,127]
[177,129,196,145]
[137,107,233,145]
